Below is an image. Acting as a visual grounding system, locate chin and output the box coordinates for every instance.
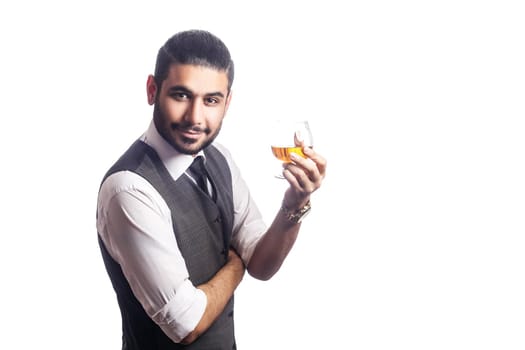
[175,144,200,155]
[173,132,217,155]
[172,139,205,155]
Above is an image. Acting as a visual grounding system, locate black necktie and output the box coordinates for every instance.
[188,156,214,198]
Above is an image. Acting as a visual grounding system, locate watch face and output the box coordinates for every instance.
[296,206,311,223]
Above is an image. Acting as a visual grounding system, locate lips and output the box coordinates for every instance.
[180,129,203,139]
[170,124,206,144]
[171,123,207,133]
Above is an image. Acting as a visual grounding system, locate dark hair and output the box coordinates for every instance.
[154,29,234,92]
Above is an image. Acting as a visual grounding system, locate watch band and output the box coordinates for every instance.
[281,200,311,224]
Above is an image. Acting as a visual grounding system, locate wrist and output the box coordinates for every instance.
[281,199,311,224]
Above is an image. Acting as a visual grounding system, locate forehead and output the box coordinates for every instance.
[162,64,229,94]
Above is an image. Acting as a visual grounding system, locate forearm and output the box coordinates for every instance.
[181,249,245,344]
[247,196,309,281]
[247,146,326,281]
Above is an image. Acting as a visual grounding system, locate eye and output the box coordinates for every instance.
[205,97,220,105]
[171,92,190,101]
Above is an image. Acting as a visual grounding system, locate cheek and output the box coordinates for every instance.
[207,112,225,130]
[161,100,185,121]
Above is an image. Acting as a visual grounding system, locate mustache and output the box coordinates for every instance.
[170,122,210,133]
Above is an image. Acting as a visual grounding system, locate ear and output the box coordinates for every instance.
[146,75,158,105]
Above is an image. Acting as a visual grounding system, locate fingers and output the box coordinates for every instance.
[285,147,326,180]
[303,147,327,179]
[283,147,327,193]
[228,248,246,268]
[282,166,316,194]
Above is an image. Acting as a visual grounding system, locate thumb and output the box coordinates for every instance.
[294,130,304,147]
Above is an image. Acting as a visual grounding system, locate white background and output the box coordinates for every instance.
[1,1,524,349]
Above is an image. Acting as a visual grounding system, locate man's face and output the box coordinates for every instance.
[148,64,231,155]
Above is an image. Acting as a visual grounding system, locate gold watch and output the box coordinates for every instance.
[281,200,311,224]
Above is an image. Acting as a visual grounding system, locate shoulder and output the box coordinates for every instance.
[209,142,237,167]
[98,170,167,212]
[208,142,231,159]
[208,142,243,185]
[100,170,149,193]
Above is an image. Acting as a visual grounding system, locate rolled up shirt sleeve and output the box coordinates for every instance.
[97,171,206,343]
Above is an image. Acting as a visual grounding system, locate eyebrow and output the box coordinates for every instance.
[167,85,225,98]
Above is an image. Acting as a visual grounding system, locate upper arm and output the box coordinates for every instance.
[97,171,206,342]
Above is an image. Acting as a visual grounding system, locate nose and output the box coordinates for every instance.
[185,99,205,125]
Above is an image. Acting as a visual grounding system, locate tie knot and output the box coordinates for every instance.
[188,156,212,197]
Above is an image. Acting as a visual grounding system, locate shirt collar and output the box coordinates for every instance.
[140,120,205,181]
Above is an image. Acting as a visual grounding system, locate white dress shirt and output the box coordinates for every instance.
[96,121,267,343]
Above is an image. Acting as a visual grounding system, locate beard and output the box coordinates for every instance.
[153,103,222,155]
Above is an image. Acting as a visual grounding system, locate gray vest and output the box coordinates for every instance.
[98,140,237,350]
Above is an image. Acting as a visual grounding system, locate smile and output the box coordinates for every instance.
[171,123,208,134]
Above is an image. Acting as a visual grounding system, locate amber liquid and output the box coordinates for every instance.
[271,146,306,162]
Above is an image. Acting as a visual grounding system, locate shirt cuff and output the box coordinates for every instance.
[151,279,207,343]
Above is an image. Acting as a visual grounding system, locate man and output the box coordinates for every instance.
[96,29,326,349]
